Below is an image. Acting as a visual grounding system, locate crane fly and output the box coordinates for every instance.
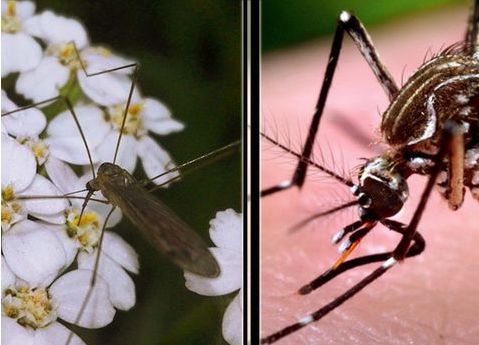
[2,36,240,345]
[261,1,478,343]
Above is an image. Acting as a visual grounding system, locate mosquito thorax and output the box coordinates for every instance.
[356,156,409,220]
[381,52,478,150]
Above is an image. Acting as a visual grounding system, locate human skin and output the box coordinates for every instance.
[261,5,478,345]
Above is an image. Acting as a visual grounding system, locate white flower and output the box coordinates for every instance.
[2,256,116,345]
[1,135,67,231]
[15,10,135,106]
[45,157,139,310]
[184,209,243,345]
[46,97,184,184]
[1,0,42,77]
[1,90,46,138]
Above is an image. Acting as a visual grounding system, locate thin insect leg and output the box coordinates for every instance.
[71,41,137,77]
[393,120,455,260]
[446,122,466,210]
[299,221,425,295]
[112,64,140,164]
[1,96,96,179]
[262,12,397,197]
[16,195,108,204]
[261,257,398,344]
[142,140,241,189]
[64,206,116,345]
[465,0,479,54]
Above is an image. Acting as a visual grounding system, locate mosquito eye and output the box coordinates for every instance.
[358,193,372,207]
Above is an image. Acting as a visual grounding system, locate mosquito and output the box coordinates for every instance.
[2,41,241,344]
[261,1,478,343]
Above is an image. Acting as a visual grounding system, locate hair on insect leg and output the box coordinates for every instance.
[261,11,398,198]
[261,113,460,344]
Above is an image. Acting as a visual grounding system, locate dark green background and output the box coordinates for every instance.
[262,0,466,52]
[31,1,241,345]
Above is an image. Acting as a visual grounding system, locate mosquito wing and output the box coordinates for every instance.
[105,177,220,278]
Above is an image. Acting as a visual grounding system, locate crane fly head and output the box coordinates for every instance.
[86,162,134,194]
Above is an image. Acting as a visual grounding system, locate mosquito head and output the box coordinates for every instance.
[354,156,409,220]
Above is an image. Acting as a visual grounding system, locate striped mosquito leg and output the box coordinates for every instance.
[261,257,398,344]
[262,11,397,197]
[299,223,425,295]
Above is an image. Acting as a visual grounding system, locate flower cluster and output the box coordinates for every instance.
[1,0,185,343]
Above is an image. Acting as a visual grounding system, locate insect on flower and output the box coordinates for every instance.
[261,1,478,344]
[1,1,241,344]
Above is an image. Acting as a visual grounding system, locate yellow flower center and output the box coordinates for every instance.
[18,137,49,165]
[1,1,21,33]
[46,42,84,69]
[108,102,145,137]
[66,209,101,252]
[1,185,23,231]
[2,286,56,329]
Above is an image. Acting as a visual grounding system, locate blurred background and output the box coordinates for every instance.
[32,1,242,344]
[263,0,466,52]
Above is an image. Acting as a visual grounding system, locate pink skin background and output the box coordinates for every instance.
[261,4,478,345]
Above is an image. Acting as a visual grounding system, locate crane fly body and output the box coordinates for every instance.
[86,162,220,277]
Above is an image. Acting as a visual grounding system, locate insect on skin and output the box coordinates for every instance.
[261,1,478,344]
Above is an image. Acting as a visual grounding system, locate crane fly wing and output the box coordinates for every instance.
[106,180,220,278]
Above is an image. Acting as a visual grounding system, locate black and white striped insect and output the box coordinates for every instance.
[261,1,478,343]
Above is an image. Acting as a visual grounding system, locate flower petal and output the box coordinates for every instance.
[45,136,100,165]
[209,209,243,251]
[20,174,68,216]
[184,247,242,296]
[47,104,109,148]
[1,32,42,77]
[78,250,136,310]
[78,71,138,106]
[2,255,17,290]
[96,132,137,172]
[0,1,36,20]
[222,292,243,345]
[50,224,78,268]
[34,322,86,345]
[23,11,88,48]
[44,157,83,194]
[50,269,116,328]
[137,136,177,185]
[142,98,184,135]
[81,47,136,75]
[101,232,139,274]
[2,316,35,345]
[16,57,70,103]
[1,91,47,137]
[1,135,36,191]
[2,220,66,287]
